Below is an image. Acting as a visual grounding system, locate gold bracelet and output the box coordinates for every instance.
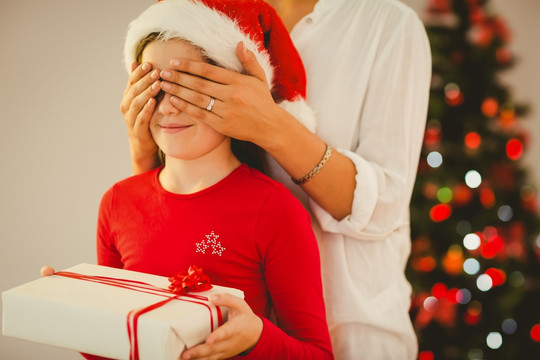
[292,144,333,185]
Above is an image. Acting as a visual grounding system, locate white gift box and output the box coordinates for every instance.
[2,263,243,360]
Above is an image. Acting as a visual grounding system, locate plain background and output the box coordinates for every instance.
[1,1,538,359]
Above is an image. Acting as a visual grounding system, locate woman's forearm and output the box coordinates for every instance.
[258,106,356,220]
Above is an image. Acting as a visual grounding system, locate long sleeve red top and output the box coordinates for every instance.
[92,164,333,359]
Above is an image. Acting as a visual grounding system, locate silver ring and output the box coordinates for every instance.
[206,97,215,112]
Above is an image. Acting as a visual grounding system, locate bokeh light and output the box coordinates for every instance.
[456,221,472,236]
[463,233,481,250]
[476,274,493,291]
[484,268,506,287]
[465,170,482,188]
[508,271,525,287]
[423,296,439,312]
[506,138,523,160]
[501,319,517,335]
[531,324,540,342]
[486,332,503,349]
[418,351,434,360]
[445,83,464,106]
[437,187,453,203]
[427,151,443,168]
[431,283,447,299]
[463,258,480,275]
[481,98,499,117]
[480,188,495,208]
[497,205,513,222]
[456,288,472,304]
[465,132,482,149]
[430,203,452,222]
[480,235,504,259]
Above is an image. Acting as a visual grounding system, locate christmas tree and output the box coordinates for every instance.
[407,0,540,359]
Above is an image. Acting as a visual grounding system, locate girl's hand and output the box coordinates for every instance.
[120,62,162,174]
[180,293,263,360]
[40,265,55,277]
[160,42,282,148]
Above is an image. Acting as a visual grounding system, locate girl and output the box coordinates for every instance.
[97,0,332,359]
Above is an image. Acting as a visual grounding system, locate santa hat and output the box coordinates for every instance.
[124,0,316,132]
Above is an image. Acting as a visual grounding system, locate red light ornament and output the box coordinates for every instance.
[506,138,523,160]
[430,203,452,222]
[480,188,495,208]
[418,351,434,360]
[480,235,504,259]
[431,282,448,299]
[484,267,506,287]
[465,131,482,149]
[481,98,499,118]
[531,324,540,342]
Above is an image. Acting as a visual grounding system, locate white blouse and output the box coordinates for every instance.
[268,0,431,358]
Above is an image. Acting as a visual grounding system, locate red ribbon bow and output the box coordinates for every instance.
[168,265,213,295]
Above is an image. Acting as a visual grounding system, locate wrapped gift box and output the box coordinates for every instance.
[2,263,243,360]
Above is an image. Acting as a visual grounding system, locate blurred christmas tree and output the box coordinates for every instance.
[407,0,540,359]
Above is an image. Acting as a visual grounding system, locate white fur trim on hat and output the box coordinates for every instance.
[124,0,274,86]
[279,97,317,133]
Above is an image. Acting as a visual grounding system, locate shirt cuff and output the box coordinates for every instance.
[310,148,383,240]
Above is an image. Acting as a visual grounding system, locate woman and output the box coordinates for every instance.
[124,0,432,359]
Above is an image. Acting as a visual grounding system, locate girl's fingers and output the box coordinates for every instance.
[125,81,161,128]
[40,266,55,277]
[121,68,160,115]
[133,98,156,133]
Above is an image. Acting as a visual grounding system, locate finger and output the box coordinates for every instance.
[168,58,238,88]
[161,79,219,113]
[236,42,268,84]
[169,96,224,128]
[181,342,226,360]
[161,67,228,103]
[121,68,160,115]
[204,320,235,346]
[130,61,138,73]
[126,80,161,128]
[209,293,248,311]
[40,266,55,277]
[124,62,153,93]
[133,97,156,133]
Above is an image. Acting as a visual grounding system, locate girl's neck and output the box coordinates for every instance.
[158,139,241,194]
[267,0,318,32]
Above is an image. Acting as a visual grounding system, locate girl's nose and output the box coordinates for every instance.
[157,91,180,116]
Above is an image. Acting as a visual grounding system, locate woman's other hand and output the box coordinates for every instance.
[180,293,263,360]
[120,62,162,174]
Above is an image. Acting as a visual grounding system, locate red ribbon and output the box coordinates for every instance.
[55,267,221,360]
[168,265,212,295]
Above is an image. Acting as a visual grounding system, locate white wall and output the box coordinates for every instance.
[1,1,539,359]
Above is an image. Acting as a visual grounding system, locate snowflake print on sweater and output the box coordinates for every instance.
[195,231,226,256]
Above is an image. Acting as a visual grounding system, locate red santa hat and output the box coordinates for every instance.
[124,0,316,132]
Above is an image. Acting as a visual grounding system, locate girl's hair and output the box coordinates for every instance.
[136,33,266,173]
